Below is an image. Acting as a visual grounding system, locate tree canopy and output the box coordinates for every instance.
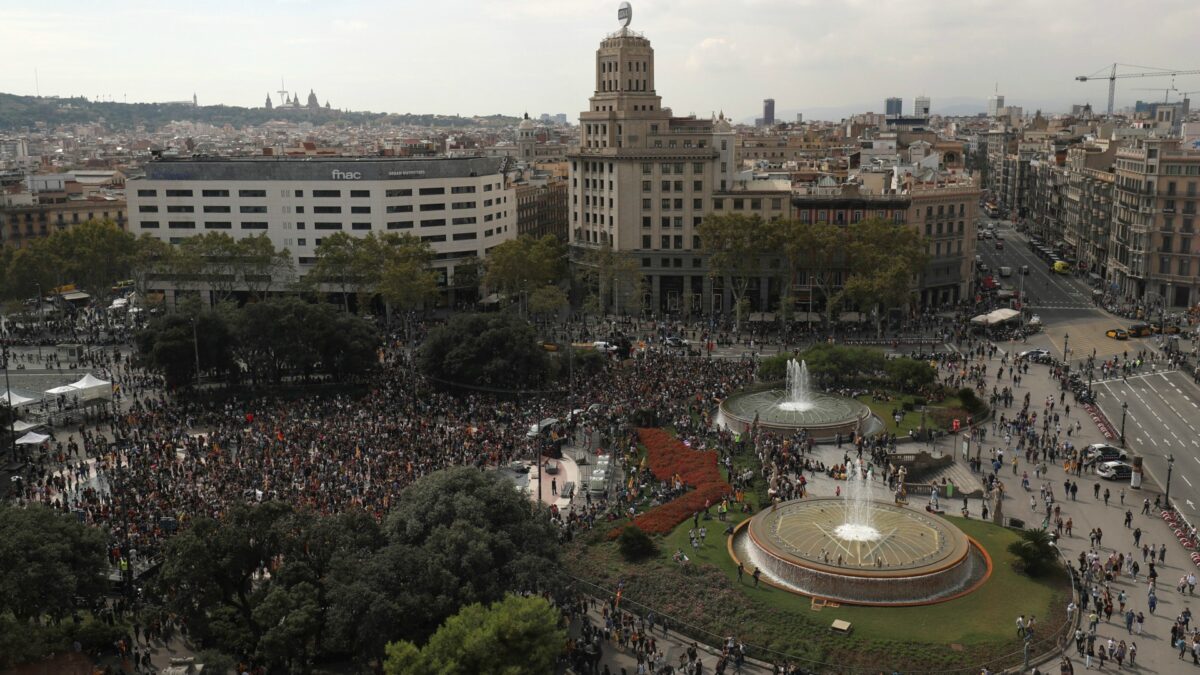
[418,313,552,390]
[698,213,773,329]
[0,504,107,624]
[383,595,565,675]
[483,235,566,300]
[1,220,139,302]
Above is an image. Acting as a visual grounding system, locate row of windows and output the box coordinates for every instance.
[140,221,267,230]
[642,181,704,193]
[641,163,706,175]
[641,235,699,250]
[924,221,967,236]
[136,185,495,199]
[642,216,701,229]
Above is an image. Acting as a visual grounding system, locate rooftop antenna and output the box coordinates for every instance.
[277,77,289,108]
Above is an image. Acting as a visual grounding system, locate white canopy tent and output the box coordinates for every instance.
[11,420,41,433]
[70,373,113,401]
[970,308,1021,326]
[45,385,78,396]
[15,431,50,445]
[1,390,34,407]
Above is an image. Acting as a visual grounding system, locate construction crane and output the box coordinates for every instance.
[1076,63,1200,116]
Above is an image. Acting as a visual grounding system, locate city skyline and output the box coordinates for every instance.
[2,0,1200,121]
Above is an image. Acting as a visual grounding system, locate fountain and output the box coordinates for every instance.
[729,464,990,605]
[718,359,877,441]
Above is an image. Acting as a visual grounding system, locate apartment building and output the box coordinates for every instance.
[126,157,515,297]
[567,17,738,315]
[1109,138,1200,307]
[514,179,568,240]
[0,196,127,249]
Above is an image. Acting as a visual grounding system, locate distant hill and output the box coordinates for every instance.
[0,92,519,131]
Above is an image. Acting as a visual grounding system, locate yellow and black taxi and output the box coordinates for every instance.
[1127,323,1153,338]
[1105,328,1129,340]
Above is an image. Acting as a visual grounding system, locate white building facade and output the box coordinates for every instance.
[127,157,515,292]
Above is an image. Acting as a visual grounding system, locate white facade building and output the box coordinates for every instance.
[127,157,515,289]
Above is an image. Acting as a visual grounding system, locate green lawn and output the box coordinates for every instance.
[856,393,966,436]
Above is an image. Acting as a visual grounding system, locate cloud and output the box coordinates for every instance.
[684,37,740,71]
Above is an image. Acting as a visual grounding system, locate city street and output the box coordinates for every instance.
[1094,369,1200,513]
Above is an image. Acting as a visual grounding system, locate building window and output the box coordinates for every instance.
[453,232,477,241]
[204,222,232,229]
[642,216,651,228]
[387,205,413,213]
[451,201,476,210]
[421,219,446,227]
[419,187,445,196]
[420,203,446,211]
[167,205,194,213]
[315,222,343,230]
[350,206,371,214]
[137,189,157,197]
[240,205,268,214]
[241,222,268,230]
[138,205,158,213]
[385,189,412,197]
[314,206,342,214]
[312,190,341,198]
[387,221,414,229]
[296,222,305,230]
[642,235,652,248]
[202,189,230,197]
[167,221,195,229]
[165,189,192,197]
[140,221,160,228]
[422,234,447,243]
[294,190,304,198]
[713,198,724,209]
[238,189,266,198]
[203,205,231,213]
[352,222,371,230]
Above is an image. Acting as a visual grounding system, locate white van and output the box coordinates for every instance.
[999,266,1012,277]
[588,469,608,495]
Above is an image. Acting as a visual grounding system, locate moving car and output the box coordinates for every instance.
[1152,324,1181,335]
[1127,324,1153,338]
[592,341,619,353]
[1051,261,1071,274]
[1105,328,1129,340]
[1096,461,1133,481]
[663,336,689,348]
[1018,348,1050,360]
[1084,444,1128,465]
[995,240,1005,250]
[999,266,1013,277]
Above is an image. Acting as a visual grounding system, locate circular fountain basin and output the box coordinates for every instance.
[730,498,990,605]
[719,389,876,440]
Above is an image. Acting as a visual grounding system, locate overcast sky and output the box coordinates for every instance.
[4,0,1199,121]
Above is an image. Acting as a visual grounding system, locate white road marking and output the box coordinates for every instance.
[1183,475,1194,488]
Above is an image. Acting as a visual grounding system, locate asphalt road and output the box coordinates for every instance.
[1093,369,1200,514]
[976,220,1096,317]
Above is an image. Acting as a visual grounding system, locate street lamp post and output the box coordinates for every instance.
[1120,401,1128,448]
[1165,454,1176,511]
[2,345,15,461]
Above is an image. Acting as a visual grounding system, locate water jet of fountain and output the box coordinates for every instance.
[778,359,814,412]
[835,457,879,542]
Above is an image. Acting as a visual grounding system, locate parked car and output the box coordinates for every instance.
[1127,324,1153,338]
[1084,444,1128,465]
[1106,328,1129,340]
[1096,461,1133,480]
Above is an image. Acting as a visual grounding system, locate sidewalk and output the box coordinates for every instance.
[950,344,1191,673]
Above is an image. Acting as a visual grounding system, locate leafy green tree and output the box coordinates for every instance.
[305,233,362,310]
[329,468,562,660]
[418,313,551,390]
[1006,528,1060,577]
[449,256,482,305]
[0,504,107,623]
[769,219,845,326]
[136,305,236,387]
[838,218,928,337]
[699,213,773,331]
[383,595,565,675]
[618,525,657,561]
[578,243,644,318]
[237,234,295,301]
[883,357,938,393]
[483,235,566,302]
[528,285,568,320]
[375,233,439,315]
[156,503,384,672]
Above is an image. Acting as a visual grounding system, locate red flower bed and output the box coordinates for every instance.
[609,428,731,538]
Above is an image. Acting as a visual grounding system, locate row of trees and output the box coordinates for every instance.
[699,214,929,334]
[155,468,563,672]
[137,297,380,387]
